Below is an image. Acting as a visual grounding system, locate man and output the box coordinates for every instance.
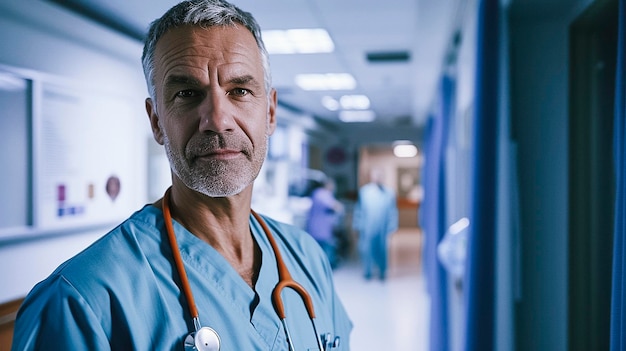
[353,168,398,280]
[11,1,352,350]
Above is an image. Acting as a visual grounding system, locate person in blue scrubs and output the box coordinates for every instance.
[353,168,398,280]
[11,1,352,350]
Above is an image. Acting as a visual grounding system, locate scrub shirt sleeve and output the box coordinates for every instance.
[12,275,111,351]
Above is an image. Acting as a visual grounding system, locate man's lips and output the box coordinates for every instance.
[196,148,242,160]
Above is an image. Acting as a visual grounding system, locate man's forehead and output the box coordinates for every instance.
[156,24,257,52]
[154,25,262,78]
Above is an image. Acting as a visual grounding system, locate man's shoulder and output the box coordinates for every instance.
[45,205,163,287]
[255,214,333,280]
[255,214,319,250]
[256,214,305,240]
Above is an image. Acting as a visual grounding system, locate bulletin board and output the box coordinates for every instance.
[0,65,144,236]
[34,82,142,230]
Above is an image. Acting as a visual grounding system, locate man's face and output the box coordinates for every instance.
[146,25,276,197]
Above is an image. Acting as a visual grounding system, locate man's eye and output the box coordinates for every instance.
[229,88,250,97]
[176,90,197,98]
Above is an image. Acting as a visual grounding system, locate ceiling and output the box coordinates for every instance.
[49,0,465,128]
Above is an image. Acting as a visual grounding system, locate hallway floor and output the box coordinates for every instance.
[332,228,430,351]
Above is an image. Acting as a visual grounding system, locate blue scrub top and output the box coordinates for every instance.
[12,205,352,350]
[353,183,398,238]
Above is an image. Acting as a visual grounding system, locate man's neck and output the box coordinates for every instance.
[158,183,260,288]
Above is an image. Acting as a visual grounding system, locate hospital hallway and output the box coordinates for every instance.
[332,228,429,351]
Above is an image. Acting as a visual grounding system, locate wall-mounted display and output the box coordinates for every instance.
[34,82,142,229]
[0,65,145,237]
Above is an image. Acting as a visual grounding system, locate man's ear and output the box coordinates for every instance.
[267,88,277,135]
[145,98,164,145]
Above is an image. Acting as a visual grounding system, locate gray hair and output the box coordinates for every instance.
[141,0,272,105]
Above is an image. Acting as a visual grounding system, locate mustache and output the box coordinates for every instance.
[186,133,252,158]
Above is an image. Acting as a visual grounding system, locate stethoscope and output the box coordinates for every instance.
[162,188,340,351]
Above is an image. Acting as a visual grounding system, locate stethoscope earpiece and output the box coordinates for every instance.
[184,327,221,351]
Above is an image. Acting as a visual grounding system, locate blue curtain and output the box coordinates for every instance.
[611,0,626,349]
[463,0,499,349]
[421,74,456,351]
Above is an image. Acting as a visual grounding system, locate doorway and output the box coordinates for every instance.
[568,0,618,349]
[357,143,423,229]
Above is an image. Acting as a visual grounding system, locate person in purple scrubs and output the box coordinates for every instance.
[306,177,344,268]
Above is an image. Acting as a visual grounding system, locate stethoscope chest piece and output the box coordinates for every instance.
[184,327,221,351]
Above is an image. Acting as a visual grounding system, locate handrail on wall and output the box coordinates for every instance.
[0,297,24,350]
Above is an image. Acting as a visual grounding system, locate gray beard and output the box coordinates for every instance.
[162,131,268,197]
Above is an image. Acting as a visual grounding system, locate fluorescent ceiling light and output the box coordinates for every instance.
[322,96,340,111]
[262,29,334,54]
[296,73,356,91]
[339,110,376,122]
[393,144,418,158]
[340,95,370,109]
[322,94,370,111]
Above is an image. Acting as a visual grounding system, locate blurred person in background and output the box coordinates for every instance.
[306,177,344,268]
[353,168,398,280]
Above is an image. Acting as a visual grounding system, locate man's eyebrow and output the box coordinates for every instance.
[164,75,201,88]
[228,75,257,85]
[163,74,260,88]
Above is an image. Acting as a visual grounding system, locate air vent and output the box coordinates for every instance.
[366,51,411,63]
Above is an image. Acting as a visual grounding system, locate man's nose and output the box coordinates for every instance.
[198,91,236,133]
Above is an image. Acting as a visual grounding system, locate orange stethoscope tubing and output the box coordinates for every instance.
[162,188,203,332]
[162,187,326,351]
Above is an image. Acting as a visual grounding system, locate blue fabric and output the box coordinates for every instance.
[421,75,456,351]
[463,0,499,350]
[12,206,352,350]
[611,0,626,349]
[420,116,434,278]
[353,182,398,278]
